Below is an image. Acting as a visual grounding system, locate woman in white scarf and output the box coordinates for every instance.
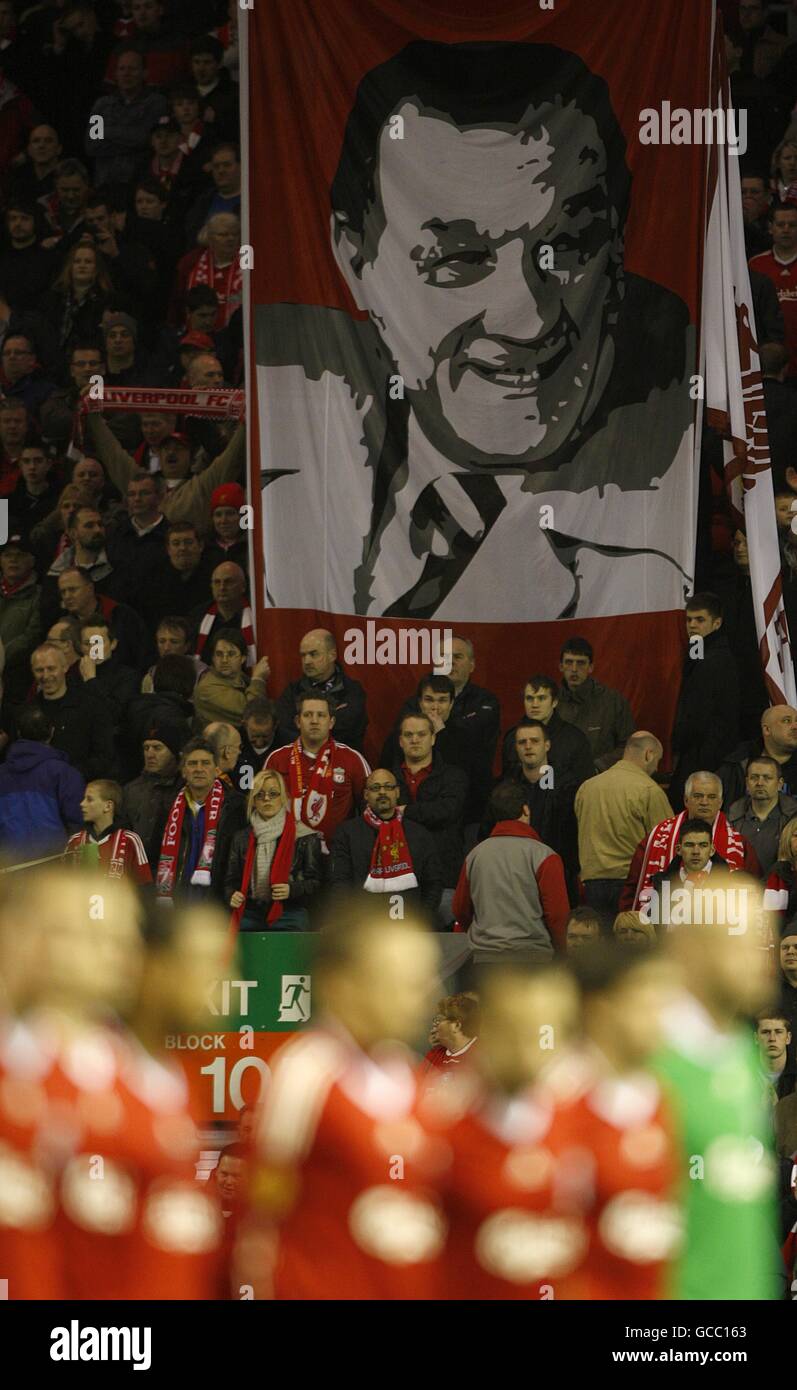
[226,768,323,930]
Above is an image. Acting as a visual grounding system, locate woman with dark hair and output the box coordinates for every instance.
[38,241,114,353]
[226,767,323,931]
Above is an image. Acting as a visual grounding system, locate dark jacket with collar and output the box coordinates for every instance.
[501,710,594,792]
[669,629,740,810]
[276,665,368,752]
[328,813,443,915]
[382,683,497,823]
[107,513,169,589]
[645,851,732,929]
[556,676,635,770]
[392,751,467,889]
[32,683,117,782]
[122,769,183,867]
[81,655,141,728]
[719,739,797,810]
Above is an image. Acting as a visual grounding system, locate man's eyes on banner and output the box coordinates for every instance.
[413,227,610,291]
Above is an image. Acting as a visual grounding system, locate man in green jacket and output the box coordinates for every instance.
[655,872,782,1300]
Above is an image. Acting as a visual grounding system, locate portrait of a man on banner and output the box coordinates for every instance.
[256,41,696,620]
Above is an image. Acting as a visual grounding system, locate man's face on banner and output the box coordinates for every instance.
[334,100,622,469]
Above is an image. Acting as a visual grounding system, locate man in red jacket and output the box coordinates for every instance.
[266,692,369,850]
[453,781,569,961]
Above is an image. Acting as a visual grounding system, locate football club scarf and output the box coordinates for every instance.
[631,811,746,909]
[288,738,333,828]
[157,779,225,902]
[186,248,242,326]
[178,120,205,156]
[230,811,297,932]
[194,601,256,666]
[362,806,417,892]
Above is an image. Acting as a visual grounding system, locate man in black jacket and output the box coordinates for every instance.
[107,473,168,592]
[501,674,594,797]
[329,768,443,917]
[391,713,467,914]
[121,719,184,865]
[30,640,117,780]
[669,592,741,811]
[275,627,367,752]
[719,704,797,808]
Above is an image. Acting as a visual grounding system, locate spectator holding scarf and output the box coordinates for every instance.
[155,735,246,904]
[226,768,323,931]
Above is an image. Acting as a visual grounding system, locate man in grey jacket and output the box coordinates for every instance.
[452,781,569,964]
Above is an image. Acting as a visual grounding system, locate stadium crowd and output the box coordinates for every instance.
[0,0,795,1302]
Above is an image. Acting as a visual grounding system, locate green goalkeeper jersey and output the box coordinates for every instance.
[654,997,780,1300]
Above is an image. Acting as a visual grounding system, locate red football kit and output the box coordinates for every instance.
[0,1017,224,1300]
[551,1065,682,1300]
[426,1073,586,1300]
[64,827,153,885]
[265,739,370,847]
[251,1026,447,1299]
[749,249,797,377]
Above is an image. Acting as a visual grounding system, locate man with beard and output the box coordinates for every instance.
[329,767,443,915]
[257,40,694,620]
[122,722,185,865]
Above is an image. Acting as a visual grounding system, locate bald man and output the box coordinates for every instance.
[575,732,673,916]
[328,768,443,914]
[188,561,257,666]
[275,626,368,751]
[719,704,797,808]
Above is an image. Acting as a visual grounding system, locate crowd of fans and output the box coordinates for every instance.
[0,0,795,1299]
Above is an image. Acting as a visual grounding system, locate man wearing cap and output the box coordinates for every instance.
[86,46,168,187]
[0,533,41,702]
[121,720,184,865]
[274,628,368,753]
[86,405,245,537]
[205,482,247,572]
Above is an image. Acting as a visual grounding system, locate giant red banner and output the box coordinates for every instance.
[244,0,715,761]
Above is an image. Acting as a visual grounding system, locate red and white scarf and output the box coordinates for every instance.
[178,121,204,156]
[156,779,225,902]
[289,739,334,829]
[151,151,185,189]
[194,602,255,666]
[362,806,417,893]
[186,249,242,327]
[632,811,746,909]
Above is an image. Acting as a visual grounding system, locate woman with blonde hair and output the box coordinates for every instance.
[225,767,323,931]
[771,138,797,201]
[764,815,797,928]
[613,910,658,947]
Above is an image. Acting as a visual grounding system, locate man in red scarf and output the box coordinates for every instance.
[453,781,569,961]
[619,771,761,911]
[156,737,246,903]
[329,768,443,915]
[266,692,370,850]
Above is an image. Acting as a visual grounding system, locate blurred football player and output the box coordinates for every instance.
[243,891,446,1299]
[430,962,582,1300]
[655,872,781,1299]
